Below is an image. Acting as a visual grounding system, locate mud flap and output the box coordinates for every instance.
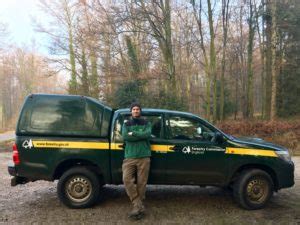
[11,176,29,186]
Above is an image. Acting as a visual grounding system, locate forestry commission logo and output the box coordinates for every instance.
[22,139,33,149]
[182,146,191,154]
[182,146,206,155]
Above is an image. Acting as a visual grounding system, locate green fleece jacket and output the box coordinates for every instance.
[121,117,152,159]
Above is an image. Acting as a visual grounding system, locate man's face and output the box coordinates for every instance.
[131,106,141,118]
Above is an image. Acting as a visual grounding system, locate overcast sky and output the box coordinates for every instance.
[0,0,49,53]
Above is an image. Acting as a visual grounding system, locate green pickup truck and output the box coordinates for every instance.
[8,94,294,210]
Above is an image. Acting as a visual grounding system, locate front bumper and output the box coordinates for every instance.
[277,160,295,190]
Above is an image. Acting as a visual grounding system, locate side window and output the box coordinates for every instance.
[29,98,101,136]
[168,116,215,142]
[113,114,163,142]
[30,99,91,131]
[113,116,124,142]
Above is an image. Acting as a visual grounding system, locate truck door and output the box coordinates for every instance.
[164,113,228,185]
[110,112,168,184]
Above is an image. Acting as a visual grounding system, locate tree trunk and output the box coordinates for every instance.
[270,0,277,120]
[254,0,266,118]
[220,0,230,121]
[239,4,247,119]
[233,63,238,120]
[162,0,176,95]
[207,0,217,122]
[80,47,89,96]
[65,1,77,95]
[89,49,99,99]
[139,0,176,97]
[264,0,272,119]
[191,0,211,120]
[246,0,255,118]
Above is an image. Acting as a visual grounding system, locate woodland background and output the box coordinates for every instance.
[0,0,299,149]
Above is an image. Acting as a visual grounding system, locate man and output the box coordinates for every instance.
[122,102,152,219]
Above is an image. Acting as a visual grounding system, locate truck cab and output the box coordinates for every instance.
[8,94,294,210]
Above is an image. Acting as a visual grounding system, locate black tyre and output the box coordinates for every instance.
[233,169,274,210]
[57,166,101,208]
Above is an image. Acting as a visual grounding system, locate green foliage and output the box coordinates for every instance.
[276,1,300,117]
[68,30,77,95]
[68,78,77,95]
[109,79,187,111]
[277,68,300,117]
[110,79,146,108]
[216,80,236,120]
[78,48,89,96]
[145,89,188,111]
[224,99,237,118]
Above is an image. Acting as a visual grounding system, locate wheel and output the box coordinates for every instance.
[57,166,101,208]
[233,169,273,210]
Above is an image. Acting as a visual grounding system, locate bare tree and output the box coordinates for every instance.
[270,0,277,120]
[246,0,256,118]
[135,0,177,95]
[220,0,230,120]
[37,0,78,93]
[191,0,218,121]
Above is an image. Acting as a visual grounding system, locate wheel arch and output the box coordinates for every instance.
[52,159,104,184]
[230,164,279,191]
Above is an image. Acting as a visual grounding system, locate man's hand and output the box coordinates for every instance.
[128,132,133,136]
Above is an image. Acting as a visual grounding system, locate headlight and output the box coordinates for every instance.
[276,150,292,162]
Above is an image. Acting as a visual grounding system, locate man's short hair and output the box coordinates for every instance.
[130,102,142,111]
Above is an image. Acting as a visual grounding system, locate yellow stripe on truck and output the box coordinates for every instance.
[32,141,174,153]
[225,147,277,157]
[32,141,109,149]
[151,145,175,153]
[110,143,175,153]
[31,141,276,157]
[110,143,123,150]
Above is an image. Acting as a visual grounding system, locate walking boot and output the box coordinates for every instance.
[128,200,144,220]
[128,204,143,220]
[139,202,145,214]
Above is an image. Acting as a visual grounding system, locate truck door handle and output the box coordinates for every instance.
[118,144,124,148]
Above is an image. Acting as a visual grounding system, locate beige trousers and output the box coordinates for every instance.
[122,157,150,207]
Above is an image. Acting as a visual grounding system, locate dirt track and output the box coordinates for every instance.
[1,151,299,224]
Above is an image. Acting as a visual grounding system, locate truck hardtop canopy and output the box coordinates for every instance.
[16,94,112,137]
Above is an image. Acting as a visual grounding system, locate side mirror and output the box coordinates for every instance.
[214,132,225,144]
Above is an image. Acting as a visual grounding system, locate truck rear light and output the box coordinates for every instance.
[12,143,20,165]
